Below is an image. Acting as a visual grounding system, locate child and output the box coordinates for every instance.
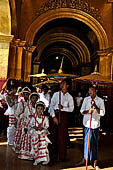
[13,87,31,153]
[30,101,51,165]
[18,92,39,160]
[4,85,18,146]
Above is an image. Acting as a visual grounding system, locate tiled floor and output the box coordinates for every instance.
[0,127,113,170]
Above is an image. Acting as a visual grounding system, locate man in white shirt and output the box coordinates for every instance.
[49,78,74,161]
[80,85,105,169]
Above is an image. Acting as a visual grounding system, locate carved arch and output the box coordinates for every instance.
[36,32,90,64]
[25,8,109,50]
[36,47,79,67]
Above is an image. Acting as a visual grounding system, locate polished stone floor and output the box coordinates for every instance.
[0,127,113,170]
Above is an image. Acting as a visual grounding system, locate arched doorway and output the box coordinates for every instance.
[32,18,93,78]
[25,8,108,49]
[24,5,109,83]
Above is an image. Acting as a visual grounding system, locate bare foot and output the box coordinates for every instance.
[94,160,100,170]
[94,166,100,170]
[75,158,85,166]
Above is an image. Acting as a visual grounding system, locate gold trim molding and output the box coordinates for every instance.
[25,8,109,50]
[97,47,113,56]
[35,0,102,23]
[24,44,36,53]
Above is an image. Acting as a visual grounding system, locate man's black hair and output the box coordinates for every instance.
[61,78,72,87]
[41,84,48,90]
[88,84,98,91]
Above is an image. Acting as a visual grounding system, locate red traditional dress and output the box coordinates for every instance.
[29,114,51,165]
[18,103,35,160]
[13,99,28,153]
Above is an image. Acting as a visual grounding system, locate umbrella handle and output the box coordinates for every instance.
[86,105,93,170]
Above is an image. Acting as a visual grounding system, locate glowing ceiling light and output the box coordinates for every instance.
[56,56,59,59]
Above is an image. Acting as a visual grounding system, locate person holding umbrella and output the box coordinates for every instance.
[79,85,105,170]
[49,78,74,162]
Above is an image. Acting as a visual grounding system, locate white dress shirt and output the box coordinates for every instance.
[75,96,83,107]
[38,92,50,108]
[50,91,74,118]
[80,95,105,129]
[43,92,51,104]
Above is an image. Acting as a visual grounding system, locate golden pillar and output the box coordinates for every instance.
[23,45,36,82]
[32,60,40,85]
[15,40,26,80]
[98,49,112,79]
[109,48,113,80]
[8,39,20,79]
[0,0,13,80]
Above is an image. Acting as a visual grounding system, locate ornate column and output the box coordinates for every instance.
[8,39,20,79]
[23,45,36,82]
[97,48,113,79]
[0,34,13,78]
[15,40,26,80]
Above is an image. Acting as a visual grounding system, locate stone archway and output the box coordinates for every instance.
[36,32,90,65]
[25,3,111,78]
[25,8,109,50]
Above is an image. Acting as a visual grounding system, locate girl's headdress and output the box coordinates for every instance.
[36,101,46,111]
[22,87,31,94]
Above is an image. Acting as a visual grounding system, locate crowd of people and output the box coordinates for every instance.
[0,78,105,170]
[0,78,74,165]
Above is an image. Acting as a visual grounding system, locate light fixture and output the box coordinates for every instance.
[56,56,59,60]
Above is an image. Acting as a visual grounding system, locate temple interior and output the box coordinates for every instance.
[0,0,113,169]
